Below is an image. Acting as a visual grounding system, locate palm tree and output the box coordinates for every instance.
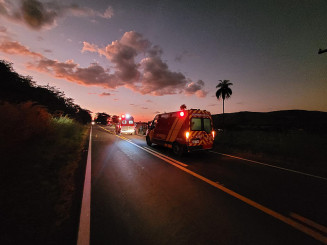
[216,80,233,128]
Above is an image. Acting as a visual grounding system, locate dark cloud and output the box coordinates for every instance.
[184,80,208,97]
[99,92,111,96]
[138,56,187,95]
[0,0,114,30]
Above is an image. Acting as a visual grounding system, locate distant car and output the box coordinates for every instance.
[134,122,148,135]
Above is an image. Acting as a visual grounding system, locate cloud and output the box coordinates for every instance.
[0,0,114,30]
[184,80,208,97]
[142,107,148,109]
[27,58,122,88]
[0,40,43,58]
[82,41,98,53]
[1,30,207,97]
[145,99,153,103]
[83,32,206,97]
[137,56,187,95]
[99,92,111,96]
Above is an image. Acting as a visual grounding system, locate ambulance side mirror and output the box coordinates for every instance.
[149,121,156,129]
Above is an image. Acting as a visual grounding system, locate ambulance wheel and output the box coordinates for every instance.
[146,136,152,146]
[173,143,184,156]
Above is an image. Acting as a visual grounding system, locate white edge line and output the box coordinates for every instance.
[209,151,327,181]
[77,126,92,245]
[117,135,327,244]
[98,126,327,243]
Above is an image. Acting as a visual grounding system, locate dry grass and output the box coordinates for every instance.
[0,102,89,245]
[214,129,327,177]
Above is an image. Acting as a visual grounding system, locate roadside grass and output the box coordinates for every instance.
[214,129,327,177]
[0,102,89,245]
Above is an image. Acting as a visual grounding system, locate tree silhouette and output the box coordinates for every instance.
[95,113,110,125]
[216,80,233,128]
[0,60,91,124]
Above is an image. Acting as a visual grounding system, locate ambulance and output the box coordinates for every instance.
[146,109,215,155]
[119,114,135,134]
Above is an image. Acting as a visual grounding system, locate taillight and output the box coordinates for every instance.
[212,130,215,138]
[185,131,190,139]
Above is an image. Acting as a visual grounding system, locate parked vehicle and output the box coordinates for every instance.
[134,122,148,135]
[146,109,215,155]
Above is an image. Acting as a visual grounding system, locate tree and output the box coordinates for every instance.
[95,112,110,125]
[216,80,233,128]
[180,104,187,110]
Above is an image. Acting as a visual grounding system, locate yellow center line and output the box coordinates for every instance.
[144,146,188,167]
[99,125,327,244]
[290,212,327,235]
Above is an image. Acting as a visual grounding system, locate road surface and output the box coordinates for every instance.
[88,125,327,244]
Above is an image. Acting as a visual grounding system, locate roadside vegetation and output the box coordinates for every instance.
[0,60,91,244]
[0,102,89,244]
[213,114,327,177]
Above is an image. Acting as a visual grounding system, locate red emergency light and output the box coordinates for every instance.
[121,114,125,119]
[179,111,185,117]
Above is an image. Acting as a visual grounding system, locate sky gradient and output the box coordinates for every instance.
[1,0,326,121]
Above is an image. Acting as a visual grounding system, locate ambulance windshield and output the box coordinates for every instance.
[203,118,212,133]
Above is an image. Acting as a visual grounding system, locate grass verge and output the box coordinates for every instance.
[0,102,89,245]
[214,129,327,178]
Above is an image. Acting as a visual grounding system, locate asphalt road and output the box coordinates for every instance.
[90,125,327,245]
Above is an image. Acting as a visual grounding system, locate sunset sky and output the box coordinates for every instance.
[1,0,326,121]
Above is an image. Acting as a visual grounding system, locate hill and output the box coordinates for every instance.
[212,110,327,132]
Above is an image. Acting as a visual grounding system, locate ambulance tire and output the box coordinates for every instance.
[172,142,184,156]
[146,136,152,146]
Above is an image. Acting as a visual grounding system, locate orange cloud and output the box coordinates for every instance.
[0,40,43,58]
[27,58,121,88]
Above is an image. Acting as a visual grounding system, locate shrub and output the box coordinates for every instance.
[0,101,88,245]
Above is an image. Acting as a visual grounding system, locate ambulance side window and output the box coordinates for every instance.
[191,118,202,131]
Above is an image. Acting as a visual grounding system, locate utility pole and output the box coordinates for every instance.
[318,48,327,54]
